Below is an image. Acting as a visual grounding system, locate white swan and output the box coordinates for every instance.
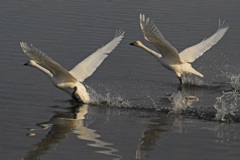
[20,30,124,103]
[130,14,229,84]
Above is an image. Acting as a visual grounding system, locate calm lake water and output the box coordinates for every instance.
[1,0,240,160]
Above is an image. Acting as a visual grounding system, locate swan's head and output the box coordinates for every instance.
[24,60,37,66]
[130,41,143,48]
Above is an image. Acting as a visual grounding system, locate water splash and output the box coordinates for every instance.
[147,95,158,109]
[228,74,240,90]
[169,92,199,114]
[170,93,186,114]
[182,75,205,86]
[214,91,239,122]
[87,86,132,108]
[213,74,240,122]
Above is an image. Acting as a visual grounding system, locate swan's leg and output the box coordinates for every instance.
[178,77,182,84]
[71,87,80,102]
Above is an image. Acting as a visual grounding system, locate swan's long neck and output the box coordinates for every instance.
[139,43,162,58]
[30,61,53,78]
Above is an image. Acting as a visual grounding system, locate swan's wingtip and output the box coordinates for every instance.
[20,42,27,48]
[140,13,145,19]
[140,13,147,20]
[115,29,125,38]
[218,19,229,30]
[139,13,153,25]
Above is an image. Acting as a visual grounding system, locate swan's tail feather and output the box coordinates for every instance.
[189,67,204,77]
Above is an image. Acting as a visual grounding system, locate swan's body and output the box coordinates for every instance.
[21,30,124,103]
[130,14,229,84]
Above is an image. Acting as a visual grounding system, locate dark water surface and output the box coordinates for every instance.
[1,0,240,160]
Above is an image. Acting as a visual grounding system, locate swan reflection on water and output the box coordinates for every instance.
[135,113,239,159]
[22,103,121,160]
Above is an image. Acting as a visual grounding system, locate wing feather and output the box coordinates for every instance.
[179,20,229,63]
[140,13,181,63]
[20,42,76,82]
[69,30,124,82]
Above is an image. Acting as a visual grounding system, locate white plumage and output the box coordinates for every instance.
[21,30,124,103]
[130,14,228,84]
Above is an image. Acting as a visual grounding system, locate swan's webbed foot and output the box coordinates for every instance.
[71,87,80,102]
[178,84,183,92]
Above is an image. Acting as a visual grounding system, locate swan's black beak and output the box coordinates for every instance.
[130,42,135,46]
[24,61,30,66]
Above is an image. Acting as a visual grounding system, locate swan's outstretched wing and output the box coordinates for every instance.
[140,14,181,63]
[179,20,229,63]
[69,30,125,82]
[20,42,77,82]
